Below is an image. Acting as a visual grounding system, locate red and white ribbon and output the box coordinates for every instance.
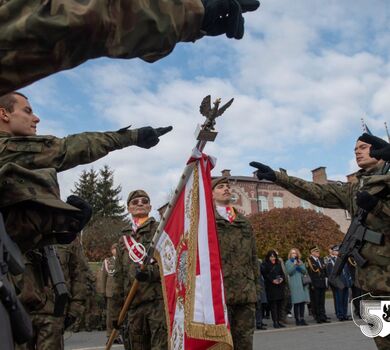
[122,235,146,264]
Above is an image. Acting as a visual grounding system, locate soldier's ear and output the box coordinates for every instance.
[0,108,9,122]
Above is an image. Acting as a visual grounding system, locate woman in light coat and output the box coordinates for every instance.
[285,248,310,326]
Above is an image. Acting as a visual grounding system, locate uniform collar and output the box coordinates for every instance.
[131,216,155,233]
[0,131,12,138]
[215,207,243,222]
[356,162,387,177]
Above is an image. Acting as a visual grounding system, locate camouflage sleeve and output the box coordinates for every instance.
[67,241,88,318]
[275,169,350,210]
[1,128,138,171]
[370,199,390,220]
[0,0,204,94]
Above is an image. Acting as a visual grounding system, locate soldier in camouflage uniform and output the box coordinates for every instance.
[0,91,171,348]
[58,237,90,332]
[0,91,171,246]
[15,238,88,350]
[0,0,260,94]
[110,190,167,350]
[212,177,259,350]
[250,135,390,350]
[101,243,122,344]
[73,262,99,333]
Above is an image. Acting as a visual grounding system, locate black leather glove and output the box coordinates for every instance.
[135,266,151,282]
[358,133,390,161]
[64,315,76,330]
[66,195,93,232]
[249,161,276,182]
[356,191,379,212]
[201,0,260,39]
[136,126,173,149]
[135,264,161,282]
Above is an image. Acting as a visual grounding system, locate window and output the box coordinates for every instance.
[258,196,269,212]
[231,193,239,204]
[300,200,311,209]
[273,196,283,208]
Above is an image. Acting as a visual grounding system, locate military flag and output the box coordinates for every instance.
[155,149,232,350]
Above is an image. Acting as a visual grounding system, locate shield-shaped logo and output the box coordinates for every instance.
[352,293,390,338]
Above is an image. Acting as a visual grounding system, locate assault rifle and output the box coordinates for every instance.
[43,245,69,317]
[329,209,384,289]
[0,213,33,347]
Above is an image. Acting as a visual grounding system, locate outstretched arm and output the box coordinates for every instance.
[0,126,172,171]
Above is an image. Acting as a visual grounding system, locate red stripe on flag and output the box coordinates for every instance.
[163,274,177,333]
[186,337,217,349]
[200,155,226,324]
[165,188,185,248]
[163,187,186,332]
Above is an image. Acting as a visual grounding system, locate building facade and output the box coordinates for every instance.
[216,167,351,233]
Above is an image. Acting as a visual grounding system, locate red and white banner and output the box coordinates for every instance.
[155,150,233,350]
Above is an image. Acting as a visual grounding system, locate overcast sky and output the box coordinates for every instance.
[20,0,390,215]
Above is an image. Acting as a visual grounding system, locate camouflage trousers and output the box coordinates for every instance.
[127,299,167,350]
[73,296,99,331]
[374,336,390,350]
[227,303,255,350]
[106,297,114,337]
[15,314,64,350]
[357,252,390,294]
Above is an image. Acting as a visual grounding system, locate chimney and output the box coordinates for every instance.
[221,169,231,177]
[346,173,358,183]
[312,166,327,184]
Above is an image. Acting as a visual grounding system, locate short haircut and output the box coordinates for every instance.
[0,92,28,112]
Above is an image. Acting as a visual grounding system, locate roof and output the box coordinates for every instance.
[211,175,273,184]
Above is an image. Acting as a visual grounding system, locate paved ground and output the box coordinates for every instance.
[64,299,378,350]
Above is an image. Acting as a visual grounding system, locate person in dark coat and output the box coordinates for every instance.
[261,250,286,328]
[307,246,330,324]
[326,245,353,321]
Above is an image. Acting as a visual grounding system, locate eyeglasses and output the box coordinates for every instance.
[130,197,149,206]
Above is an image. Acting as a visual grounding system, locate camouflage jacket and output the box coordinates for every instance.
[17,240,88,317]
[0,129,138,248]
[0,0,204,94]
[0,129,138,171]
[215,210,260,305]
[274,164,390,293]
[101,256,116,298]
[110,217,163,320]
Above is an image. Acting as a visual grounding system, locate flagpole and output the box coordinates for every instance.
[385,122,390,143]
[105,96,233,350]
